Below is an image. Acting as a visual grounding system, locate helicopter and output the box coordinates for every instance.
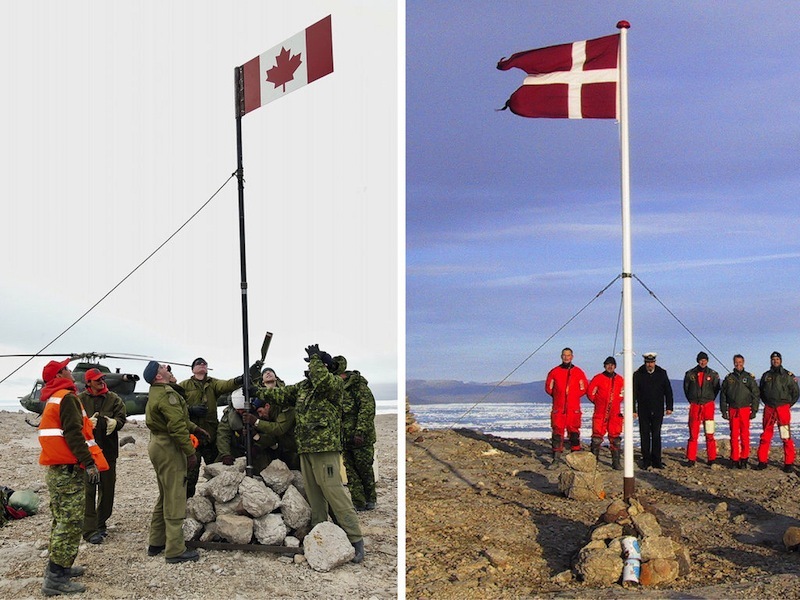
[6,352,204,417]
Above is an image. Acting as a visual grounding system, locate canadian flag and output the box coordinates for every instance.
[241,15,333,115]
[497,33,619,119]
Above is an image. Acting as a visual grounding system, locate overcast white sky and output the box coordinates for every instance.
[0,1,399,406]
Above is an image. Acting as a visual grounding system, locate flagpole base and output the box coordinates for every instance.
[623,477,635,500]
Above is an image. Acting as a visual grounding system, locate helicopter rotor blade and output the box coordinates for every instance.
[0,352,195,369]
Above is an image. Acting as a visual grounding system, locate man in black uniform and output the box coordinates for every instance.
[633,352,674,469]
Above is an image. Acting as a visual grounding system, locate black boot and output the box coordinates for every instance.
[351,539,365,563]
[611,449,622,470]
[42,560,86,596]
[547,451,563,470]
[590,437,602,459]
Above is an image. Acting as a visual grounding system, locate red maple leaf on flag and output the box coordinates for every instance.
[266,46,303,92]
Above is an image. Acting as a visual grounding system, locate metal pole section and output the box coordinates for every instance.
[616,21,635,500]
[234,66,254,478]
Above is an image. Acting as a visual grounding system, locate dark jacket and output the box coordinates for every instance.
[683,366,721,405]
[633,364,674,414]
[759,366,800,408]
[720,369,759,415]
[78,390,127,462]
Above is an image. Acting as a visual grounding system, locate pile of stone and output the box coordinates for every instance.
[557,451,606,501]
[182,457,355,571]
[570,497,691,587]
[406,397,421,436]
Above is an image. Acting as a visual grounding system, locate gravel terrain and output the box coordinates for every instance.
[407,426,800,599]
[0,410,397,599]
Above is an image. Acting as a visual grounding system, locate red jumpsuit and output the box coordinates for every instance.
[587,372,624,450]
[545,364,588,452]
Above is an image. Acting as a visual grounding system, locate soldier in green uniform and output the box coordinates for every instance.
[251,346,364,563]
[334,356,377,510]
[38,357,101,596]
[144,361,208,563]
[79,368,127,544]
[179,357,243,497]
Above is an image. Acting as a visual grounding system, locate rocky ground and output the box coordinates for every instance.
[0,410,397,599]
[406,426,800,599]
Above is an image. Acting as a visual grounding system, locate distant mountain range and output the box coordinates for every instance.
[407,378,685,405]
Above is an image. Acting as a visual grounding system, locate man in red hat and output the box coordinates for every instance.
[78,368,127,544]
[38,358,107,596]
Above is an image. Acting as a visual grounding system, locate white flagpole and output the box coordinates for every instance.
[616,20,635,500]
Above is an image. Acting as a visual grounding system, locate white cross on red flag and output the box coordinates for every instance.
[497,33,619,119]
[240,15,333,115]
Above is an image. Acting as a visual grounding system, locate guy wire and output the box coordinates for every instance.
[0,173,237,385]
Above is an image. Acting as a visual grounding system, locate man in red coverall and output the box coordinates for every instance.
[545,348,588,468]
[587,356,624,470]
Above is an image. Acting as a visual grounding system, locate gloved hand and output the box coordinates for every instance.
[751,408,758,419]
[188,405,208,419]
[89,412,99,428]
[722,411,729,420]
[318,351,334,370]
[220,455,234,466]
[86,464,101,485]
[351,434,365,448]
[249,360,264,380]
[187,454,198,471]
[241,412,258,426]
[106,418,117,435]
[234,375,244,386]
[304,344,321,362]
[193,427,210,444]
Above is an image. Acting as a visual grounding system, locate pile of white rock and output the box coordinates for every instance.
[183,457,355,571]
[570,497,691,587]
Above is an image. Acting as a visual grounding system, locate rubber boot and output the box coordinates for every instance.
[568,432,581,452]
[590,437,602,459]
[611,449,622,471]
[351,539,365,563]
[42,560,86,596]
[547,451,563,470]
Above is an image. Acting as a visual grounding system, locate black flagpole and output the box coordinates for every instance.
[234,66,254,478]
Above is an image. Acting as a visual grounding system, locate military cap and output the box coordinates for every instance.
[143,360,159,384]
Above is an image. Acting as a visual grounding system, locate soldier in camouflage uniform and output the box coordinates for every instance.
[79,368,127,544]
[334,356,377,510]
[179,357,243,497]
[144,361,208,563]
[38,358,102,596]
[242,400,300,470]
[252,346,364,563]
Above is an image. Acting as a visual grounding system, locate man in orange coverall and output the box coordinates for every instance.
[545,347,588,468]
[587,356,624,470]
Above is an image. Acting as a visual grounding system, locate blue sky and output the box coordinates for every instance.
[0,1,398,407]
[407,2,800,384]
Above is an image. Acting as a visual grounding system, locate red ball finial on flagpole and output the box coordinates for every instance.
[617,20,630,29]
